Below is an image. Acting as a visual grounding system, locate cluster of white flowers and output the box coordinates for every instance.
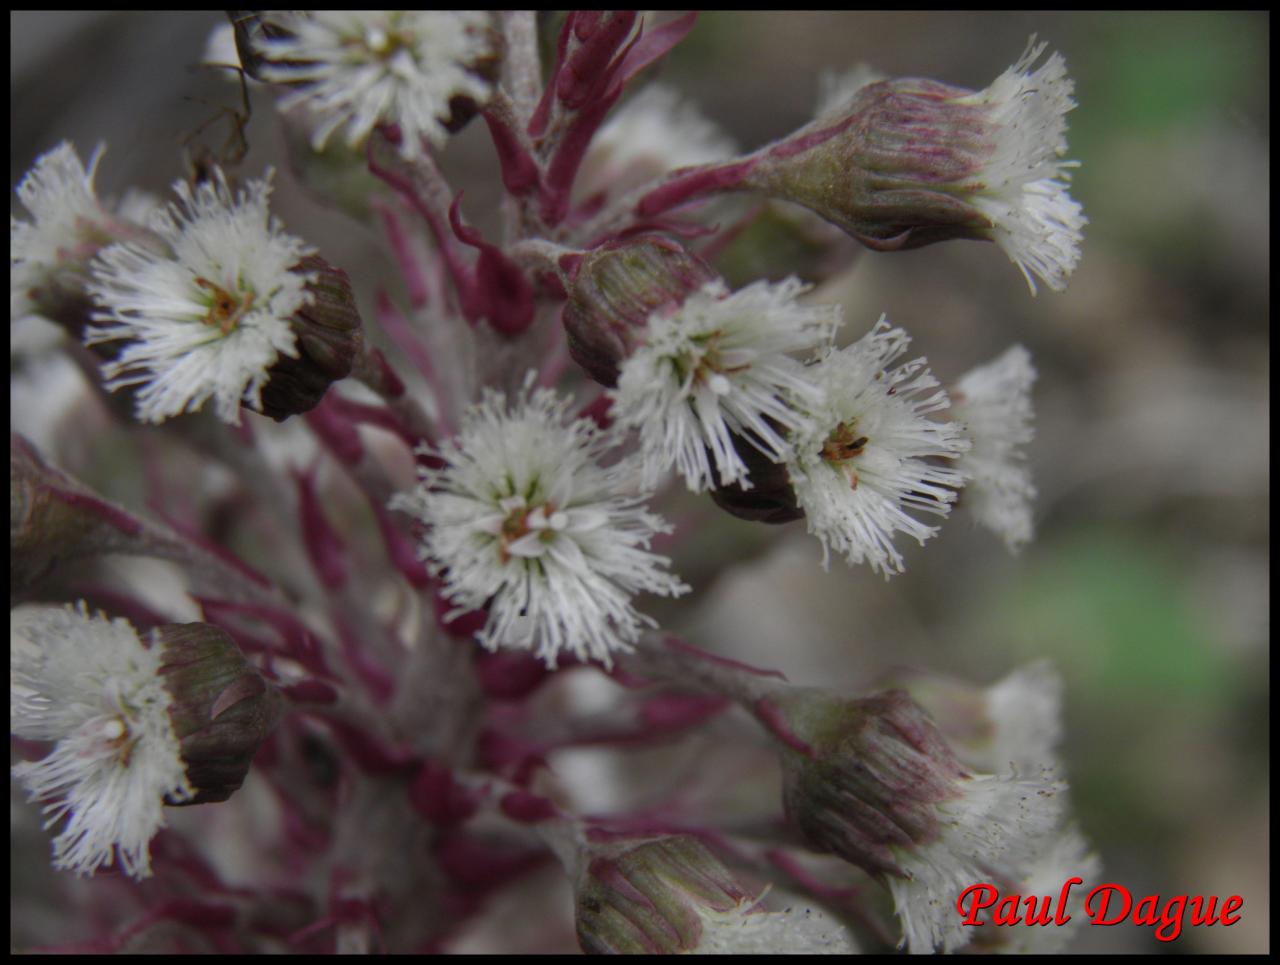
[9,16,1094,955]
[608,291,1038,579]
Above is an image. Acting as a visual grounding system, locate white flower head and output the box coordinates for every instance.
[392,380,688,668]
[255,11,496,157]
[888,768,1067,954]
[787,317,968,576]
[951,344,1037,552]
[11,142,117,320]
[611,277,841,493]
[10,603,192,879]
[960,39,1086,294]
[580,84,737,199]
[86,168,316,425]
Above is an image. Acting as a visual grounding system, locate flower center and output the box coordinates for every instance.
[195,277,255,335]
[83,714,139,766]
[497,500,569,562]
[354,23,414,61]
[678,330,749,394]
[821,422,869,490]
[501,506,534,541]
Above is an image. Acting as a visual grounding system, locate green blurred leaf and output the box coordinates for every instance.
[999,530,1231,705]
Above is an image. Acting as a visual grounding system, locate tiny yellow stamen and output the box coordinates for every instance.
[194,277,254,335]
[821,423,869,463]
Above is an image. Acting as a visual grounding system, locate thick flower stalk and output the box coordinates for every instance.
[85,168,317,424]
[392,382,688,667]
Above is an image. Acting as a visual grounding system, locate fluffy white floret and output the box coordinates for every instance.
[788,317,968,576]
[11,603,192,879]
[11,142,113,320]
[612,278,840,492]
[888,769,1067,954]
[963,40,1086,294]
[989,826,1102,953]
[982,660,1063,776]
[255,11,495,157]
[86,168,315,425]
[951,344,1037,552]
[392,382,688,668]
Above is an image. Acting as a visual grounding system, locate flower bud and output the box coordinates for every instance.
[563,235,717,386]
[744,41,1084,293]
[574,835,758,954]
[757,685,1066,952]
[11,607,278,877]
[154,622,282,804]
[573,833,856,954]
[258,255,364,421]
[770,688,967,881]
[707,428,804,524]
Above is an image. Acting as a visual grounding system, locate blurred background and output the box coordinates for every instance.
[12,11,1269,954]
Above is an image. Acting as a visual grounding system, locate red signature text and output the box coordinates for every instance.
[957,880,1244,943]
